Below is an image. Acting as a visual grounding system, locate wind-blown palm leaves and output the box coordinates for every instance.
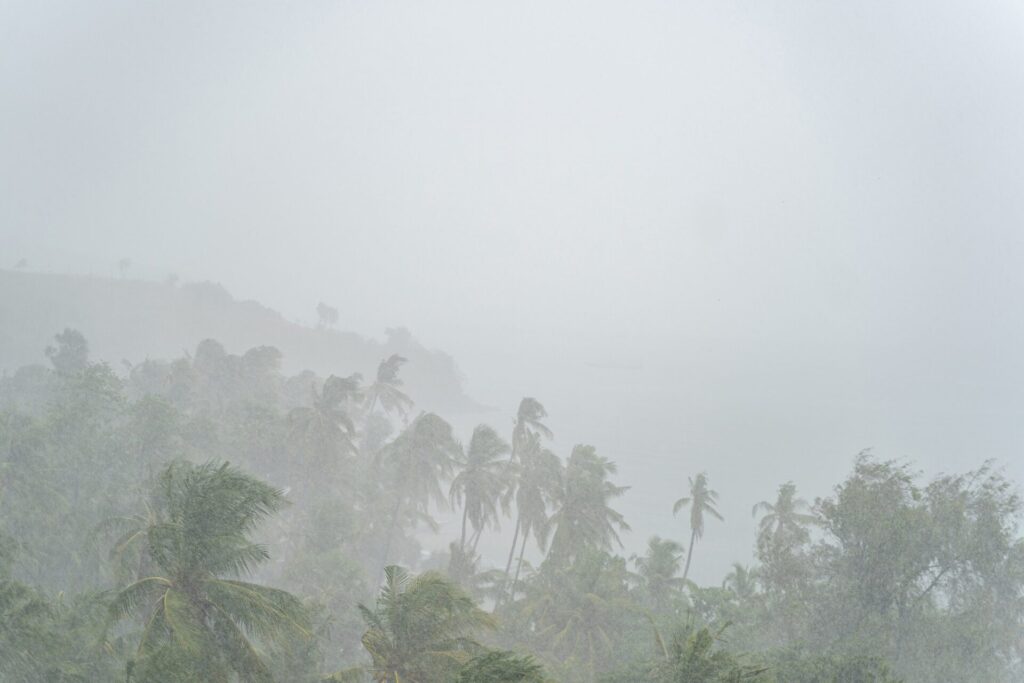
[633,536,686,607]
[508,434,563,600]
[107,461,309,683]
[546,445,630,567]
[288,374,361,492]
[365,355,414,420]
[456,650,546,682]
[722,563,759,602]
[450,425,510,553]
[355,565,495,683]
[752,481,818,548]
[376,413,461,579]
[517,550,635,681]
[504,399,553,583]
[673,472,723,584]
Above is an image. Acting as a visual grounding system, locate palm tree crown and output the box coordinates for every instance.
[547,445,630,565]
[450,425,510,552]
[365,355,414,420]
[357,566,494,682]
[108,461,309,682]
[752,481,818,546]
[673,472,723,583]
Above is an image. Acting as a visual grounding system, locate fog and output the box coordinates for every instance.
[3,2,1024,681]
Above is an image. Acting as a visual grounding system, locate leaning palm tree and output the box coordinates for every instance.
[288,374,361,492]
[364,354,414,420]
[450,425,510,553]
[546,445,631,567]
[751,481,818,548]
[673,472,723,584]
[355,566,495,682]
[108,461,309,682]
[508,434,562,601]
[376,413,461,581]
[503,398,553,580]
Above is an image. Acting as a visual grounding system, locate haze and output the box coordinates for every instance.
[4,0,1024,608]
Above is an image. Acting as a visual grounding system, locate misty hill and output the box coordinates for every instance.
[0,269,479,413]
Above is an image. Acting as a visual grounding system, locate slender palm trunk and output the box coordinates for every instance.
[504,516,521,576]
[681,528,697,583]
[378,496,403,586]
[459,504,469,551]
[510,526,530,601]
[470,526,483,554]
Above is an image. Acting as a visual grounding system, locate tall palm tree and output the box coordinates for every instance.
[364,355,414,420]
[288,374,361,491]
[673,472,723,584]
[354,566,494,682]
[751,481,818,548]
[450,425,510,552]
[503,398,553,580]
[633,536,686,607]
[546,445,630,567]
[508,434,562,601]
[108,461,309,682]
[376,413,460,581]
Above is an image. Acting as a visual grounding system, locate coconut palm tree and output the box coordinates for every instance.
[508,434,562,601]
[108,461,309,682]
[503,398,553,580]
[450,425,510,552]
[751,481,818,548]
[722,563,759,602]
[633,536,686,607]
[546,445,630,567]
[355,566,494,682]
[376,413,460,581]
[287,374,361,492]
[673,472,723,584]
[365,355,414,420]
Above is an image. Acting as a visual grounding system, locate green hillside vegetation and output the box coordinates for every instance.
[1,329,1022,681]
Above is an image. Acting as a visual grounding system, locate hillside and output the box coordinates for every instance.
[0,269,479,413]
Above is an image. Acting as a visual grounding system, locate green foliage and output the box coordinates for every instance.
[355,566,495,682]
[108,460,311,682]
[3,331,1024,682]
[456,650,546,682]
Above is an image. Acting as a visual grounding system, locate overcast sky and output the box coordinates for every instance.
[4,0,1024,580]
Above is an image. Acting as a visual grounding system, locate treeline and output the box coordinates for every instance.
[1,330,1022,681]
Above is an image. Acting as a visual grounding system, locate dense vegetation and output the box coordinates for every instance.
[1,330,1022,681]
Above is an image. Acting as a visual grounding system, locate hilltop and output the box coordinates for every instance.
[0,269,479,413]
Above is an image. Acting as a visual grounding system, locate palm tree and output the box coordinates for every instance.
[508,434,562,601]
[354,566,495,682]
[288,374,361,492]
[365,355,414,420]
[503,398,553,581]
[751,481,818,548]
[450,425,510,552]
[673,472,723,584]
[633,536,686,607]
[515,550,633,680]
[376,414,460,581]
[722,563,759,602]
[546,445,630,567]
[108,461,309,682]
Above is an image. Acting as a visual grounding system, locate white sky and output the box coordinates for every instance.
[4,0,1024,580]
